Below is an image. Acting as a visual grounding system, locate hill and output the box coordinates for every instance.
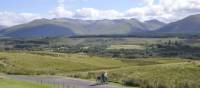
[1,51,200,88]
[156,14,200,33]
[144,20,166,31]
[0,25,6,31]
[0,51,126,75]
[69,58,200,88]
[0,19,75,38]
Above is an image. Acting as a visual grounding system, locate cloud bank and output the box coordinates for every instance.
[0,0,200,26]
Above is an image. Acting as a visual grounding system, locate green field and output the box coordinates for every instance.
[107,45,145,50]
[0,77,53,88]
[39,37,183,46]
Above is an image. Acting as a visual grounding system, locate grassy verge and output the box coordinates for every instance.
[0,77,54,88]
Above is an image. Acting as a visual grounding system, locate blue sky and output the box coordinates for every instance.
[0,0,57,13]
[0,0,199,26]
[0,0,149,13]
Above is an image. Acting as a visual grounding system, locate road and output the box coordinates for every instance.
[8,75,129,88]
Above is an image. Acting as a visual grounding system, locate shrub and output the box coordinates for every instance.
[123,78,141,87]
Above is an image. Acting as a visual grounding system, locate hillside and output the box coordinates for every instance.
[3,24,75,38]
[0,25,6,31]
[156,14,200,33]
[0,51,126,75]
[144,20,166,31]
[1,51,200,88]
[69,58,200,88]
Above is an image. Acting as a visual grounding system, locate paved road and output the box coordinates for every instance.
[8,75,128,88]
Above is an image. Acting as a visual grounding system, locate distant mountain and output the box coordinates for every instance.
[0,18,166,38]
[144,20,166,31]
[156,14,200,33]
[0,25,6,30]
[48,18,150,35]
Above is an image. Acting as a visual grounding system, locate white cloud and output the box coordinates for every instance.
[0,11,41,26]
[160,0,200,14]
[72,0,200,22]
[123,0,200,22]
[99,10,124,19]
[49,0,73,18]
[144,0,154,6]
[74,8,99,19]
[74,8,123,20]
[50,6,73,18]
[159,0,200,21]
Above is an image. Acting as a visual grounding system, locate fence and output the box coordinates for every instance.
[35,79,78,88]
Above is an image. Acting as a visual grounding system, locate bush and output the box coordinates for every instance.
[123,78,141,87]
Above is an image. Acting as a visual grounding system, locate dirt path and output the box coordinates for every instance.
[8,75,129,88]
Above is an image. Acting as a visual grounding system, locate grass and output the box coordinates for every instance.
[0,51,126,75]
[68,58,200,88]
[108,62,200,88]
[0,77,54,88]
[120,58,188,66]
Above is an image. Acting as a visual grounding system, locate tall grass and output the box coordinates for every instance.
[68,59,200,88]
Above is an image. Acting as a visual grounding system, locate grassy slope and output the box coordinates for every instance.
[0,51,126,75]
[108,62,200,87]
[0,77,53,88]
[68,58,200,88]
[1,51,200,88]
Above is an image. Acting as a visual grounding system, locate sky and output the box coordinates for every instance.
[0,0,200,26]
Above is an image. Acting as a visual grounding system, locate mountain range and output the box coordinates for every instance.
[0,18,165,38]
[155,14,200,33]
[0,14,200,38]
